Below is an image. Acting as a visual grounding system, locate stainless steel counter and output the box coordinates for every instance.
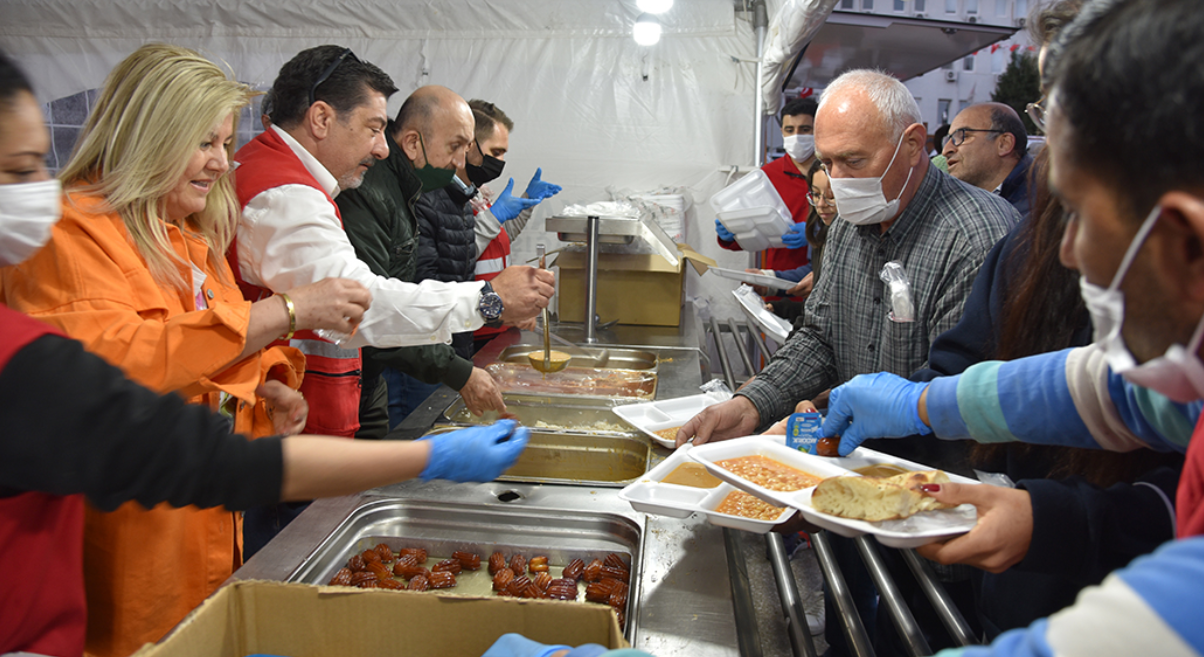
[231,309,747,655]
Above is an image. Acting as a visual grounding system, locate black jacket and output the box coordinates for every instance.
[413,183,479,359]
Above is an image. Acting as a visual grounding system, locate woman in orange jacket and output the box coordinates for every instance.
[0,44,373,657]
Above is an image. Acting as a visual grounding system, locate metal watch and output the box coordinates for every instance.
[478,281,504,327]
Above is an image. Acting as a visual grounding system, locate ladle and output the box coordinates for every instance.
[528,244,571,374]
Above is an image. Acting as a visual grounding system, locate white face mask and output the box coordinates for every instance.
[828,129,915,226]
[1079,205,1204,403]
[783,134,815,162]
[0,179,62,267]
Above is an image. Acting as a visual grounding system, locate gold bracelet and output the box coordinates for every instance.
[279,293,296,341]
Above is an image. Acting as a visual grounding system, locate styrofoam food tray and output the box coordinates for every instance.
[733,287,792,343]
[686,437,852,506]
[708,266,791,290]
[717,206,790,251]
[709,169,791,220]
[612,393,724,447]
[618,447,795,532]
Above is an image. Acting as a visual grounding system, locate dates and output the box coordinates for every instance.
[488,552,506,575]
[374,543,394,562]
[350,571,378,586]
[377,578,404,590]
[528,556,549,574]
[347,554,367,572]
[562,558,585,581]
[432,559,462,575]
[398,547,427,564]
[509,554,527,576]
[492,567,516,592]
[583,559,604,583]
[453,551,481,571]
[367,561,393,581]
[328,567,353,586]
[408,575,430,591]
[428,571,457,589]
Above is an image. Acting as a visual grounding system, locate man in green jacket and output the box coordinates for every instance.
[337,85,507,438]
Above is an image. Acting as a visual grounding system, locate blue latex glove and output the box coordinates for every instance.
[782,222,808,249]
[420,420,530,482]
[491,178,542,223]
[715,218,736,242]
[524,167,562,201]
[480,633,572,657]
[821,372,932,456]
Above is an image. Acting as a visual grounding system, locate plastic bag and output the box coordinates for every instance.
[879,261,915,323]
[700,379,734,401]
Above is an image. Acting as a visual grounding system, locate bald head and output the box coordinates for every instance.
[943,101,1027,191]
[394,85,474,172]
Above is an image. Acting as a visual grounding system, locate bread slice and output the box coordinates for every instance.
[811,470,954,522]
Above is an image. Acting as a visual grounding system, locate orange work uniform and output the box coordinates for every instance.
[0,192,303,657]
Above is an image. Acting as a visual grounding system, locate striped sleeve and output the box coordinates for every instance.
[934,538,1204,657]
[925,345,1199,453]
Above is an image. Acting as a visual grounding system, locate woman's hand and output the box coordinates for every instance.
[287,277,372,334]
[915,482,1034,573]
[258,380,308,436]
[764,399,819,435]
[787,272,814,298]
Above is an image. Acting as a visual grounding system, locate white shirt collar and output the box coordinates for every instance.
[270,124,341,199]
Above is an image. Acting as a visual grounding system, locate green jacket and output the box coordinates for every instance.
[336,122,474,391]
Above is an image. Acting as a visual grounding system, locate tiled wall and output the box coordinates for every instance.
[44,86,268,174]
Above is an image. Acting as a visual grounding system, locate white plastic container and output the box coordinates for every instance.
[709,169,790,219]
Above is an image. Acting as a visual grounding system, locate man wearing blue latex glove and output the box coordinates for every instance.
[714,217,736,242]
[480,632,654,657]
[525,167,562,201]
[491,177,542,223]
[821,372,931,456]
[781,221,808,249]
[420,419,530,482]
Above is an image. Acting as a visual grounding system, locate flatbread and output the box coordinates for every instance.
[811,470,954,522]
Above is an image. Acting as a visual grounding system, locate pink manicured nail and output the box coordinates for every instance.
[919,484,941,493]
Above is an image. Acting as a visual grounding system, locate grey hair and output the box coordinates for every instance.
[819,69,922,141]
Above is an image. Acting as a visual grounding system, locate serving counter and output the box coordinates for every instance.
[231,308,766,655]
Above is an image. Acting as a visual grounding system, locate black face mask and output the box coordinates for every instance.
[465,141,505,186]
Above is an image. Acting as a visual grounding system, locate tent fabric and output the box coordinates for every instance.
[1,0,790,324]
[760,0,837,116]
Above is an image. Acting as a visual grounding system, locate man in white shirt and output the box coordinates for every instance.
[230,45,553,553]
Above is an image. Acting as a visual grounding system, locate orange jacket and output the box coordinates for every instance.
[0,192,303,657]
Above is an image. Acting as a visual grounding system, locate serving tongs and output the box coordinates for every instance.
[528,244,570,374]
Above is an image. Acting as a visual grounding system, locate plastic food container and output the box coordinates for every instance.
[612,393,724,447]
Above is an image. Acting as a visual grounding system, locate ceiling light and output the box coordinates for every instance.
[637,0,674,13]
[633,13,662,46]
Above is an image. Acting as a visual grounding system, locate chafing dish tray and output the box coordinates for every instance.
[495,346,659,372]
[285,498,641,639]
[485,362,657,400]
[441,393,640,437]
[424,426,652,487]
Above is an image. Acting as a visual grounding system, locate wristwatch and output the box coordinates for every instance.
[478,281,504,328]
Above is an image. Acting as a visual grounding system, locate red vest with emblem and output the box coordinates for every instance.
[1176,414,1204,538]
[473,225,512,341]
[0,305,86,657]
[229,129,362,437]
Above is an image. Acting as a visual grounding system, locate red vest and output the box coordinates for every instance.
[473,224,512,341]
[0,305,86,657]
[1176,413,1204,538]
[230,129,362,437]
[759,155,811,272]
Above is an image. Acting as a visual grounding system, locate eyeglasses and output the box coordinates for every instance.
[946,127,1004,148]
[308,48,359,107]
[808,190,836,206]
[1026,96,1048,132]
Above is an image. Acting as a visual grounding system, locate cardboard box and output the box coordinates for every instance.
[133,580,627,657]
[557,244,713,327]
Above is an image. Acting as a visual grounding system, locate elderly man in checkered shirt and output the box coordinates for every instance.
[679,69,1018,449]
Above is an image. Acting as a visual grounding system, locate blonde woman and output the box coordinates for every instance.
[0,44,371,657]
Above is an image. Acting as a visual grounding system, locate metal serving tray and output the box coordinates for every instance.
[424,426,653,487]
[441,393,641,437]
[495,346,659,372]
[485,363,657,400]
[285,498,641,639]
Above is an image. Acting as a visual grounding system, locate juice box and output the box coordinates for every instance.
[786,411,823,454]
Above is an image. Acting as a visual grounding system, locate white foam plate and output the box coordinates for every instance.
[732,287,793,343]
[708,266,792,290]
[612,394,724,447]
[618,446,795,532]
[686,437,852,505]
[790,447,980,548]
